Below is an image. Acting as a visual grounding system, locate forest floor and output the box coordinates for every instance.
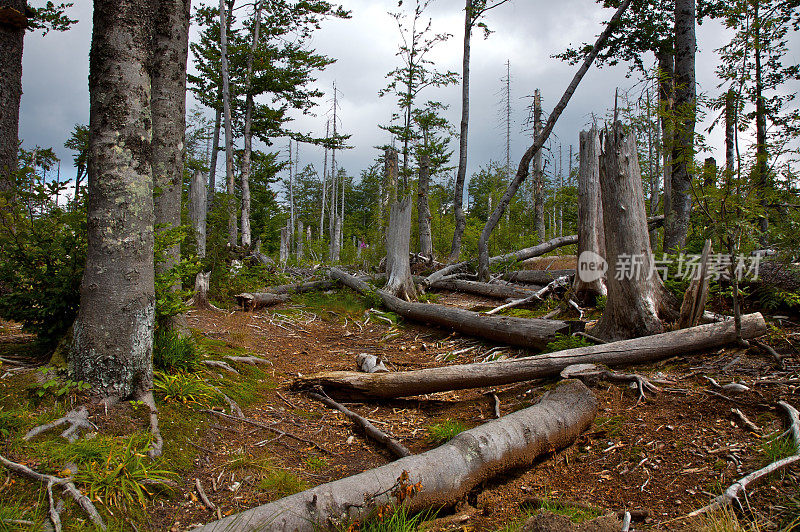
[0,284,799,531]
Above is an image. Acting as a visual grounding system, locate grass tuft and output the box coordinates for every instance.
[427,420,468,445]
[257,469,308,499]
[153,328,203,373]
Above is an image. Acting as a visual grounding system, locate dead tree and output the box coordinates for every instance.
[476,0,633,280]
[573,126,606,305]
[219,0,237,246]
[188,169,207,257]
[417,154,433,258]
[195,381,598,532]
[592,123,678,341]
[384,148,417,300]
[295,312,766,398]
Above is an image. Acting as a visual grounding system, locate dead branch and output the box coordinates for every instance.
[731,408,760,434]
[307,392,411,458]
[0,453,106,530]
[140,392,164,459]
[23,407,96,443]
[560,364,660,404]
[196,478,216,510]
[750,338,785,367]
[485,275,570,315]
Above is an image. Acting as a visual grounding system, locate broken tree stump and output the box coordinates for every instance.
[331,268,569,350]
[196,380,598,532]
[234,292,290,311]
[294,312,766,398]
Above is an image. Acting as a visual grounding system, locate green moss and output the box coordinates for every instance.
[532,497,604,523]
[593,415,624,438]
[257,469,308,499]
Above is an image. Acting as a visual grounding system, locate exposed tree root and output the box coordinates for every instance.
[0,453,106,530]
[560,364,661,404]
[202,360,239,374]
[23,406,96,443]
[225,355,272,366]
[307,391,411,458]
[139,391,164,459]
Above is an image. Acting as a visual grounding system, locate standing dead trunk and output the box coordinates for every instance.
[418,154,433,258]
[297,220,304,259]
[279,226,288,264]
[219,0,237,247]
[657,50,674,252]
[477,0,633,280]
[207,107,221,211]
[573,126,606,305]
[664,0,695,253]
[592,123,677,341]
[0,0,26,193]
[152,0,191,282]
[385,198,417,300]
[71,0,156,399]
[240,1,263,249]
[189,170,207,257]
[319,120,329,240]
[329,217,341,262]
[197,381,597,532]
[753,1,769,239]
[533,89,545,244]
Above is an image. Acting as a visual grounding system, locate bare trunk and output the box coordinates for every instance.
[189,169,207,257]
[152,0,191,281]
[71,0,156,399]
[664,0,695,253]
[477,0,633,280]
[418,154,433,258]
[329,216,341,262]
[320,120,329,240]
[533,89,545,243]
[219,0,237,247]
[573,126,606,305]
[657,51,674,253]
[297,312,766,398]
[0,0,26,193]
[725,89,735,176]
[207,107,221,211]
[197,381,597,532]
[384,198,417,300]
[240,2,262,249]
[448,2,470,262]
[592,123,677,341]
[279,226,288,264]
[753,0,768,238]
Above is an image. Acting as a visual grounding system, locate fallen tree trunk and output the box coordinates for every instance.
[331,268,569,350]
[428,279,538,300]
[234,292,290,311]
[196,380,598,532]
[294,312,766,398]
[503,269,575,285]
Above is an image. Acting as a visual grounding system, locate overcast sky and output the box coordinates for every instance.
[18,0,798,192]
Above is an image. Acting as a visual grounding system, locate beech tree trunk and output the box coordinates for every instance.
[188,169,207,257]
[0,0,26,193]
[240,1,262,249]
[664,0,695,253]
[207,108,221,211]
[152,0,191,279]
[332,269,567,350]
[592,123,677,341]
[198,380,598,532]
[71,0,156,399]
[477,0,633,280]
[657,50,674,250]
[573,126,606,305]
[219,0,237,247]
[296,312,766,398]
[418,154,433,258]
[385,198,417,300]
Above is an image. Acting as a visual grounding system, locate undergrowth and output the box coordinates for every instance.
[153,328,203,373]
[153,372,222,406]
[427,420,468,445]
[542,334,593,354]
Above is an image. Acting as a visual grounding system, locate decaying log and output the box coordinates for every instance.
[677,239,712,329]
[307,392,411,458]
[266,278,341,295]
[294,313,766,398]
[331,268,569,350]
[196,380,598,532]
[428,279,537,300]
[234,292,290,311]
[503,269,575,285]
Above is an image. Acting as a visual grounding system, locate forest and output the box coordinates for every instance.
[0,0,799,530]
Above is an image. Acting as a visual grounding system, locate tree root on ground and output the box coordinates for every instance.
[560,364,661,404]
[23,406,97,443]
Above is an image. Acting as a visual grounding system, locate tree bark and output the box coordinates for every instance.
[533,89,545,244]
[656,50,674,252]
[448,0,473,263]
[197,380,598,532]
[477,0,633,280]
[418,154,433,258]
[384,198,417,300]
[503,269,574,285]
[664,0,695,253]
[219,0,237,247]
[235,292,290,311]
[332,269,568,350]
[152,0,191,279]
[279,226,288,264]
[573,126,606,305]
[753,0,769,238]
[428,279,536,300]
[592,123,677,341]
[189,169,207,257]
[0,0,26,193]
[71,0,156,399]
[295,312,765,398]
[207,107,221,211]
[240,1,263,249]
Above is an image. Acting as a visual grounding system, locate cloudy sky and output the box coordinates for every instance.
[18,0,796,192]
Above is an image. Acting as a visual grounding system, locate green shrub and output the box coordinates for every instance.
[153,328,202,373]
[153,372,221,406]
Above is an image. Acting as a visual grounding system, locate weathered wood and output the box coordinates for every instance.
[678,239,712,329]
[503,270,575,285]
[294,313,766,398]
[485,276,570,315]
[196,380,598,532]
[574,126,606,305]
[428,279,537,300]
[234,292,290,311]
[385,198,417,300]
[331,269,569,351]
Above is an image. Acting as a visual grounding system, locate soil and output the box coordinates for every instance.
[0,287,799,531]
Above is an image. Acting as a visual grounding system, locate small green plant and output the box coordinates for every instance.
[35,369,92,398]
[762,431,796,466]
[153,327,202,373]
[304,455,328,471]
[357,505,432,532]
[153,372,220,406]
[536,497,603,523]
[0,407,24,438]
[542,334,593,354]
[257,470,308,499]
[74,436,175,513]
[427,420,468,445]
[416,292,440,304]
[595,295,607,312]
